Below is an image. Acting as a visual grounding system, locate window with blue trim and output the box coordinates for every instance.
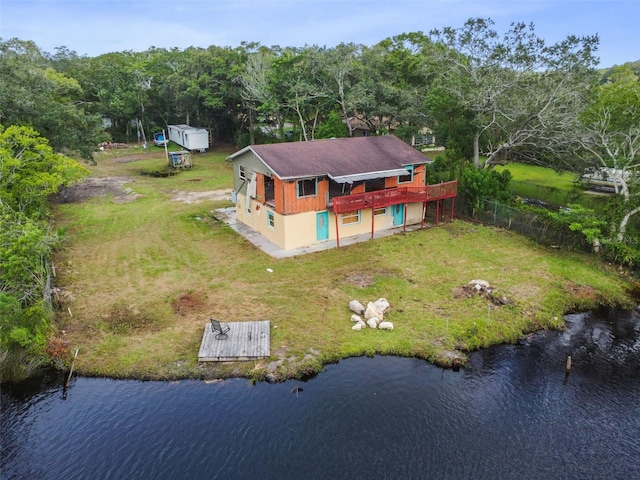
[398,166,414,184]
[342,210,361,225]
[267,211,275,229]
[297,178,317,197]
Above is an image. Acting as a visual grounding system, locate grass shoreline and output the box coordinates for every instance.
[49,146,638,382]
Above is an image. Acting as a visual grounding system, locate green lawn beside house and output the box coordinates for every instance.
[49,146,636,381]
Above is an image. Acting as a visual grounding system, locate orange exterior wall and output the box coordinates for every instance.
[385,164,426,188]
[279,178,329,215]
[261,164,426,216]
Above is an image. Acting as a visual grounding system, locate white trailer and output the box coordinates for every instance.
[167,124,209,152]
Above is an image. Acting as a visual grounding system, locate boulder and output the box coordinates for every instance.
[374,298,390,313]
[350,314,363,323]
[349,300,365,315]
[366,317,379,329]
[351,323,364,331]
[365,302,384,321]
[378,321,394,330]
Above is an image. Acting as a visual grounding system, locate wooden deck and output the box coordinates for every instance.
[198,321,270,362]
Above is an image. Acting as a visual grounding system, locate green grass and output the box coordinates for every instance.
[495,162,609,210]
[49,147,636,381]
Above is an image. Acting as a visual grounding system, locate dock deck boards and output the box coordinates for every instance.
[198,320,270,361]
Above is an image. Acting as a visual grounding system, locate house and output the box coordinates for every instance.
[228,135,457,251]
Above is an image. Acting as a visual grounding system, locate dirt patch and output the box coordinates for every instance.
[114,152,165,163]
[57,177,135,203]
[342,273,376,288]
[172,292,208,316]
[171,189,232,204]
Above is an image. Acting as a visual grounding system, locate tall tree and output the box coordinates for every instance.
[429,18,599,169]
[0,38,106,160]
[579,66,640,244]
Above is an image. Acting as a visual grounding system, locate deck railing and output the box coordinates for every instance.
[331,180,457,214]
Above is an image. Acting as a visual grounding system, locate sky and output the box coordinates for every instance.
[0,0,638,68]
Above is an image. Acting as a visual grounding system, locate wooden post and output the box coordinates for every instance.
[66,349,79,388]
[163,128,170,166]
[403,203,407,231]
[371,207,375,239]
[565,355,572,373]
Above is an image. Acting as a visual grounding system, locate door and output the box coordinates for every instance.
[316,211,329,241]
[392,203,405,226]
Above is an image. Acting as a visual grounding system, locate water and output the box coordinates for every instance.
[2,309,640,480]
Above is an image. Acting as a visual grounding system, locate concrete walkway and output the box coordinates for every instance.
[212,207,429,259]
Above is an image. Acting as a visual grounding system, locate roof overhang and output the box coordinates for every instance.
[329,168,410,184]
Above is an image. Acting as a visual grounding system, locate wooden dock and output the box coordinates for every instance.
[198,321,270,362]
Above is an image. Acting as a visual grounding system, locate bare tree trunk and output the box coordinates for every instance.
[248,107,255,145]
[473,133,480,168]
[616,205,640,242]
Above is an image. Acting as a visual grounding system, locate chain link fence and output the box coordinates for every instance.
[457,197,592,252]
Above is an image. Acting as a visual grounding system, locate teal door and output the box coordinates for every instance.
[316,211,329,241]
[392,203,404,226]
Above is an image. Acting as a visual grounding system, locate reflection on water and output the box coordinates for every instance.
[2,310,640,480]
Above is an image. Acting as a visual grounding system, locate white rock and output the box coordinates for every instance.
[374,298,390,313]
[357,320,367,328]
[364,302,384,321]
[349,300,365,315]
[378,321,394,330]
[366,317,379,329]
[351,323,363,331]
[350,314,362,323]
[468,279,490,288]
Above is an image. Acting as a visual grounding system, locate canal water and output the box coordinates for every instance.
[2,309,640,480]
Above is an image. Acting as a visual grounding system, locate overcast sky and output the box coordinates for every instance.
[1,0,638,67]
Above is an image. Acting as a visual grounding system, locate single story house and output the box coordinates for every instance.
[227,135,457,251]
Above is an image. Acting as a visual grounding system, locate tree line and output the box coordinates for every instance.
[0,18,639,380]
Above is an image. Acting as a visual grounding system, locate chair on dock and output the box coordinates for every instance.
[210,319,230,340]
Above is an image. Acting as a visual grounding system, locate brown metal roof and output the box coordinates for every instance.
[237,135,431,180]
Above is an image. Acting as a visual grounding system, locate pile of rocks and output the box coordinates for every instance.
[452,279,513,306]
[348,298,394,331]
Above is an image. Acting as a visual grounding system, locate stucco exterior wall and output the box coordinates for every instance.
[235,192,426,251]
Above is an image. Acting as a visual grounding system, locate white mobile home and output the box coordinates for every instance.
[167,124,209,152]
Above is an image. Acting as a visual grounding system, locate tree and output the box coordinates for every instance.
[429,18,599,169]
[315,110,348,139]
[314,43,362,137]
[579,66,640,244]
[0,38,106,160]
[0,125,89,218]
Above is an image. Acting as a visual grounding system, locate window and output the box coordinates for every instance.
[342,211,361,225]
[297,178,317,197]
[239,165,247,180]
[366,178,386,192]
[398,166,414,184]
[264,176,275,203]
[267,211,275,229]
[374,207,387,216]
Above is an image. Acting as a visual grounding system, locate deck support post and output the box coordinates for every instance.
[371,207,375,239]
[403,203,407,231]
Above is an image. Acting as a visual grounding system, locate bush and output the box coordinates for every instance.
[460,165,513,215]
